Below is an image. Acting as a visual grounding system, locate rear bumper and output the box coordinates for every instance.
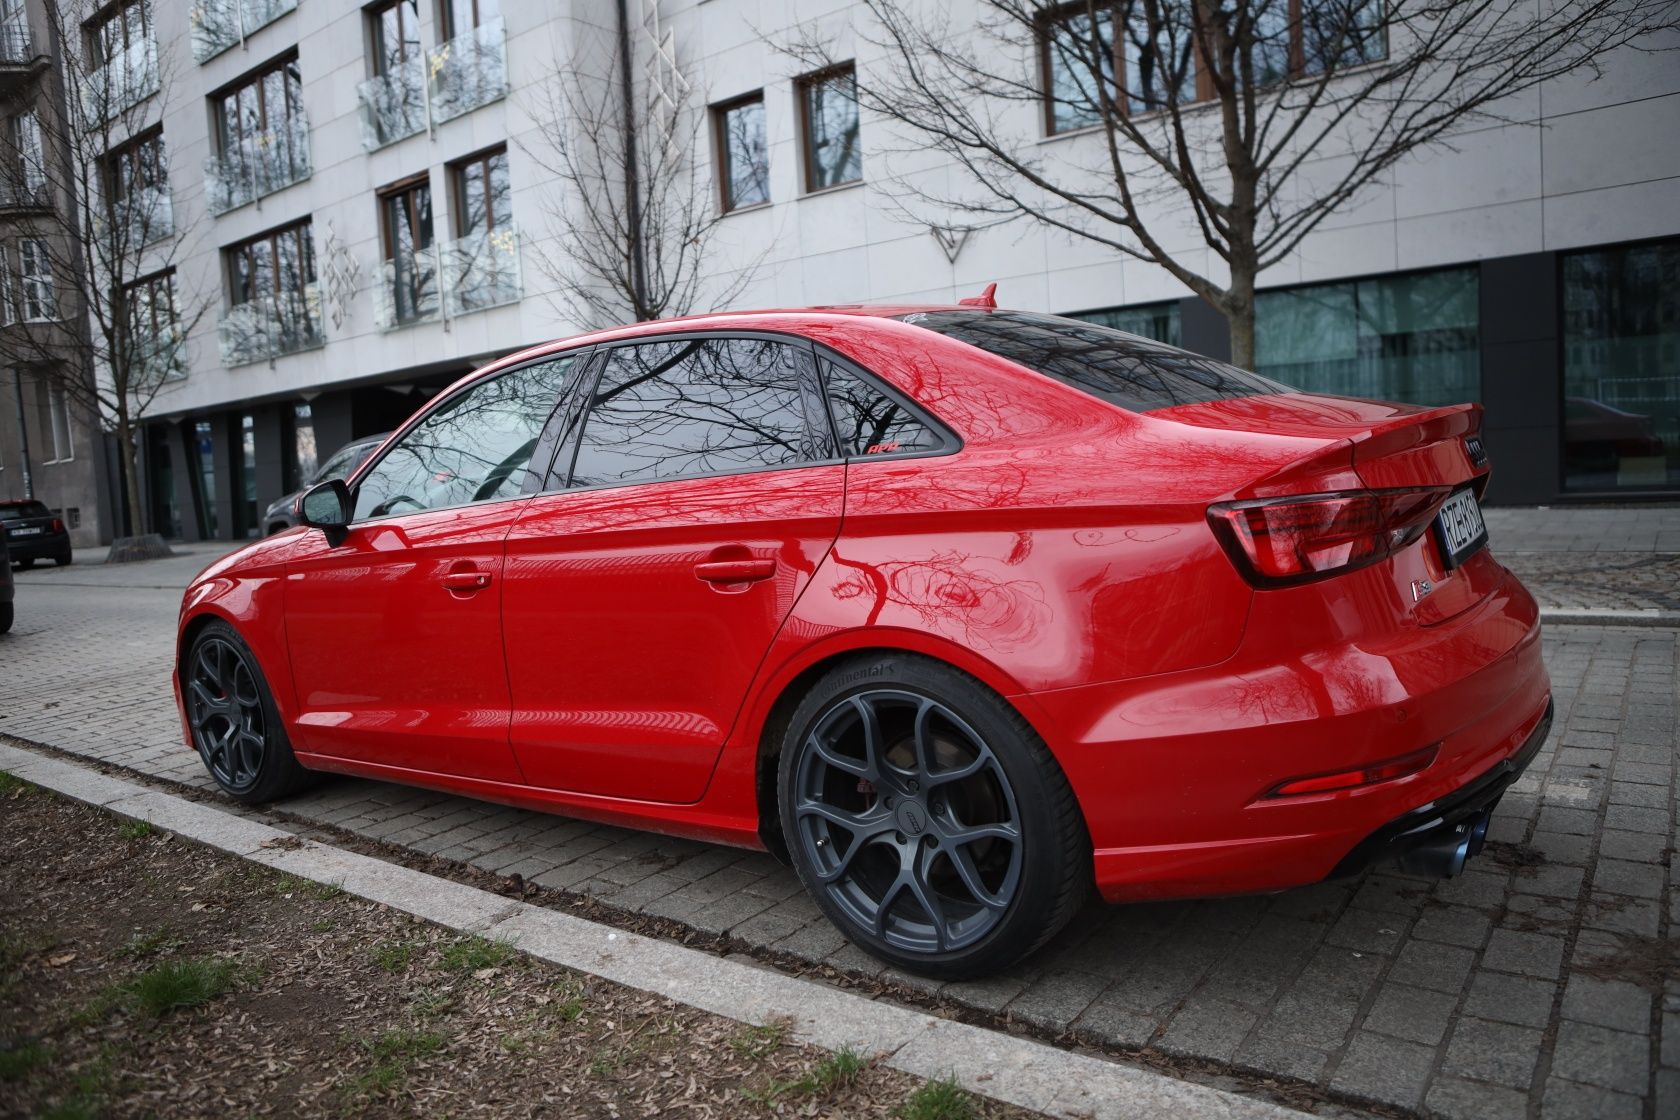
[5,534,70,561]
[1027,564,1551,902]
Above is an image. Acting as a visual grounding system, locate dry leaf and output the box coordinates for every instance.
[46,951,77,967]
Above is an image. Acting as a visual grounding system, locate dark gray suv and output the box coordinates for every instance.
[263,433,390,535]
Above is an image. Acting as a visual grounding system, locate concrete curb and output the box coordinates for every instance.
[1540,608,1680,629]
[0,742,1307,1120]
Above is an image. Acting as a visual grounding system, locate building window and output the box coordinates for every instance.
[1562,237,1680,492]
[6,111,47,204]
[378,175,436,326]
[1254,267,1480,407]
[106,128,171,241]
[0,244,13,326]
[86,0,150,69]
[714,93,769,211]
[193,418,218,538]
[1066,301,1183,346]
[18,237,55,321]
[125,268,181,378]
[207,52,308,212]
[450,147,509,236]
[799,65,861,192]
[440,0,499,37]
[221,219,320,362]
[34,379,74,462]
[288,401,317,492]
[370,0,422,78]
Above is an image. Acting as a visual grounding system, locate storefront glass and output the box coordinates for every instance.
[1562,238,1680,491]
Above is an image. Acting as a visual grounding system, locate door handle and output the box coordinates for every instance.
[693,558,776,583]
[441,570,492,592]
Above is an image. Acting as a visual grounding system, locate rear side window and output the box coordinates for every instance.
[819,358,945,457]
[0,502,51,520]
[567,337,819,488]
[899,310,1287,412]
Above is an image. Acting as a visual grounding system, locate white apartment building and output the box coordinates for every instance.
[6,0,1677,540]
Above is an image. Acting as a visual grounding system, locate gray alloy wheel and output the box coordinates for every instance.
[779,656,1089,978]
[185,622,313,803]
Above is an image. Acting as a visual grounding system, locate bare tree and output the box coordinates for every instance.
[0,0,210,538]
[521,3,765,328]
[785,0,1676,366]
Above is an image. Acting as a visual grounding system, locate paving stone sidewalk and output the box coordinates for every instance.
[2,508,1676,1119]
[1486,506,1680,614]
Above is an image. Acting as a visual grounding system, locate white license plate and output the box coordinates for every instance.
[11,527,41,536]
[1433,489,1487,569]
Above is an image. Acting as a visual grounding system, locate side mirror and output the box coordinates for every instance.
[299,479,351,544]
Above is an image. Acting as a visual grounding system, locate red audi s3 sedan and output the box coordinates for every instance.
[174,304,1551,977]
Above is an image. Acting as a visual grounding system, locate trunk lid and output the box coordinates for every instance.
[1153,393,1497,625]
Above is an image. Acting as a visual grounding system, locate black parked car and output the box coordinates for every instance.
[0,499,72,568]
[0,531,13,633]
[263,433,391,535]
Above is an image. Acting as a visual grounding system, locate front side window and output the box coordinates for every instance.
[820,359,945,457]
[353,356,575,520]
[567,338,818,489]
[715,93,769,211]
[800,66,861,191]
[901,310,1286,412]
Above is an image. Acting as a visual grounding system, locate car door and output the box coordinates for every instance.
[501,335,845,803]
[282,353,579,781]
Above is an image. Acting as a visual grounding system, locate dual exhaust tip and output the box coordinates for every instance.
[1394,809,1493,879]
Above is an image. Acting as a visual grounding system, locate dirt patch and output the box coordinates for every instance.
[0,778,1037,1119]
[1484,841,1547,870]
[1572,933,1680,992]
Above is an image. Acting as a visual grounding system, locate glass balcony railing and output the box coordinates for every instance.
[190,0,298,64]
[372,250,441,331]
[83,37,158,122]
[356,56,427,150]
[203,115,311,214]
[99,185,174,246]
[429,17,507,124]
[442,224,521,317]
[218,284,323,366]
[357,18,506,150]
[0,174,49,212]
[132,322,187,383]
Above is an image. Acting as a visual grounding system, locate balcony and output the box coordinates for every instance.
[203,115,310,214]
[190,0,298,64]
[356,56,426,150]
[131,322,187,383]
[1,20,47,93]
[441,224,521,317]
[83,37,158,123]
[429,17,507,124]
[372,250,441,331]
[218,284,323,366]
[0,174,50,213]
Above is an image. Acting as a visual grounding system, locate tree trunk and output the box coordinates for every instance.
[1223,254,1259,370]
[114,413,145,539]
[1227,304,1256,371]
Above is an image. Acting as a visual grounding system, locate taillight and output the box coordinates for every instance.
[1208,487,1450,588]
[51,518,64,533]
[1264,744,1438,798]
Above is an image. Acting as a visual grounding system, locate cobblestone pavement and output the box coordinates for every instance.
[1486,506,1680,614]
[3,511,1676,1119]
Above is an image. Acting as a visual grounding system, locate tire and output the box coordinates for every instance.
[0,602,12,634]
[778,654,1091,979]
[54,552,72,567]
[183,620,314,803]
[14,558,33,571]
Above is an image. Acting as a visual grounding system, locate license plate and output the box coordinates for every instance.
[11,527,41,536]
[1433,489,1487,569]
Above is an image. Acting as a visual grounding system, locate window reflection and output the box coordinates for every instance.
[568,339,816,488]
[353,357,574,520]
[800,67,861,190]
[820,359,944,457]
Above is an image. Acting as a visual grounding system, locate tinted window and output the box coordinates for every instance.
[820,359,944,457]
[353,357,574,520]
[567,338,816,488]
[899,310,1288,412]
[0,502,52,521]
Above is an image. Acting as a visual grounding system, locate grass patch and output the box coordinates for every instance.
[898,1076,976,1120]
[117,927,183,961]
[116,819,154,841]
[372,938,419,974]
[744,1045,869,1103]
[127,957,241,1017]
[39,1054,112,1120]
[270,874,345,901]
[0,772,33,797]
[351,1029,445,1097]
[0,1041,49,1081]
[729,1019,790,1060]
[438,935,517,974]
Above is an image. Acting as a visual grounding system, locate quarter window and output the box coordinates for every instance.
[799,65,861,191]
[353,356,575,520]
[567,338,817,489]
[820,359,944,457]
[714,93,769,211]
